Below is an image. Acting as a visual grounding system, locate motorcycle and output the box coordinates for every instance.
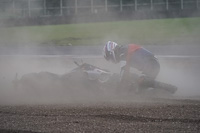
[13,61,177,96]
[70,61,177,94]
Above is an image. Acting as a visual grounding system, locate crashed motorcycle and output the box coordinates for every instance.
[13,61,177,96]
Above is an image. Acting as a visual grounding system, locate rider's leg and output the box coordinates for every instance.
[138,58,160,91]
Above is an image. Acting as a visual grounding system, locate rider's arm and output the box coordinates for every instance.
[120,61,130,84]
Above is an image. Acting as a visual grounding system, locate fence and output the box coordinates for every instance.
[0,0,199,18]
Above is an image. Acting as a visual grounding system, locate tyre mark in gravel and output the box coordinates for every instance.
[94,114,200,124]
[0,129,41,133]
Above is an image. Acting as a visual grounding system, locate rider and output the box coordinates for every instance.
[103,41,160,91]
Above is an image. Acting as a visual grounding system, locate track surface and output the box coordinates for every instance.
[0,98,200,133]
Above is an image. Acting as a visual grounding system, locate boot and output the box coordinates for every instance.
[138,76,155,91]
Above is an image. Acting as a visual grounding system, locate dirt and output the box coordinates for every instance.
[0,98,200,133]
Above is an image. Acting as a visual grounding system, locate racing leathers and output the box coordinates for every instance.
[114,44,160,90]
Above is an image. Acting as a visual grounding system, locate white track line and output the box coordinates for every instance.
[0,55,200,58]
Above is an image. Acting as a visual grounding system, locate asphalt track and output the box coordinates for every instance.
[0,46,200,132]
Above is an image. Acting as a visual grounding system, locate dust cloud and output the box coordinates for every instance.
[0,56,73,105]
[0,56,119,105]
[158,57,200,98]
[0,54,200,105]
[0,1,200,105]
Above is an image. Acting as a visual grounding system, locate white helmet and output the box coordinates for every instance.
[103,41,118,63]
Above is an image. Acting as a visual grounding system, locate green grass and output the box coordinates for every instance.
[0,17,200,46]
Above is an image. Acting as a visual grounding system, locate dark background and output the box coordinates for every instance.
[0,0,200,26]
